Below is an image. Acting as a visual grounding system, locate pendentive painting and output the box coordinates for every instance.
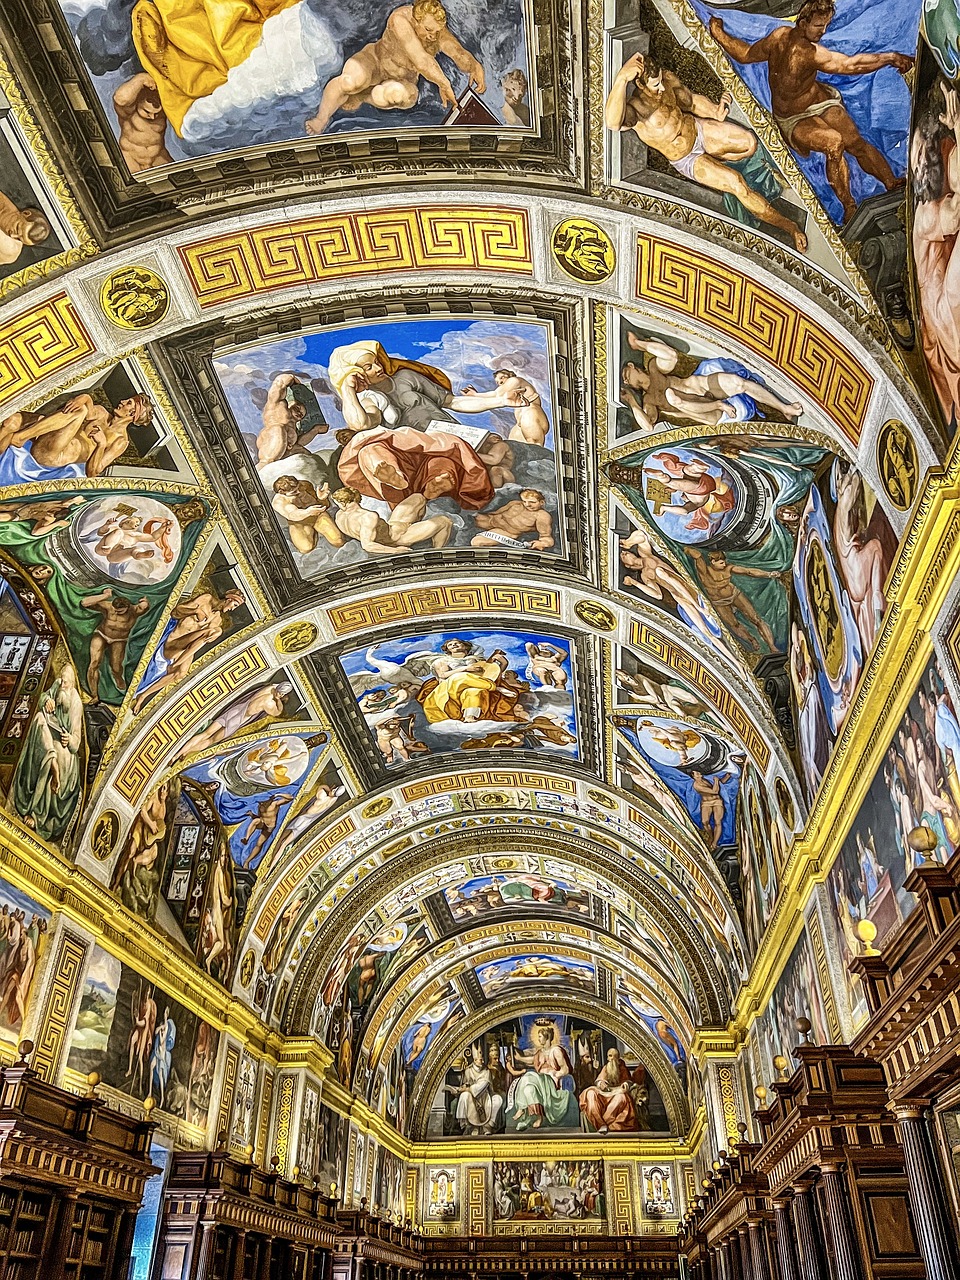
[61,0,534,169]
[341,629,579,765]
[825,654,960,1025]
[215,317,562,578]
[609,437,898,805]
[427,1012,670,1137]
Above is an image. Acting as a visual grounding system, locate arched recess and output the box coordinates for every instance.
[355,931,695,1091]
[281,823,739,1035]
[402,993,691,1140]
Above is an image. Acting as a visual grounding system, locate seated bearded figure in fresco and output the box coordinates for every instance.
[328,339,520,511]
[579,1050,651,1134]
[504,1021,580,1131]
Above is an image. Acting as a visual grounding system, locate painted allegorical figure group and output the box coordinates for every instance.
[610,428,897,806]
[62,0,533,167]
[217,318,562,577]
[434,1014,668,1137]
[344,630,578,765]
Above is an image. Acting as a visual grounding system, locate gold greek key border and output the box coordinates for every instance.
[180,207,533,308]
[273,1073,295,1175]
[0,292,95,408]
[328,582,561,636]
[113,645,270,804]
[468,1168,486,1236]
[629,620,771,771]
[401,771,576,800]
[635,234,873,442]
[32,929,87,1082]
[217,1042,240,1146]
[717,1065,740,1146]
[609,1164,636,1234]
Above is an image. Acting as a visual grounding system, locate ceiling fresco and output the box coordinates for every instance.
[1,0,957,1158]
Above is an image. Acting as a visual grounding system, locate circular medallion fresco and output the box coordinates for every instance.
[99,265,170,330]
[551,218,616,282]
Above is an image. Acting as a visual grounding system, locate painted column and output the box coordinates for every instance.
[896,1105,960,1280]
[819,1164,861,1280]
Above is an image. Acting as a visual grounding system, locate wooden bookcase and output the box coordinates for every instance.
[0,1051,157,1280]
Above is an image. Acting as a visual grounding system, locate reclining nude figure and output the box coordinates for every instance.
[605,52,807,252]
[306,1,485,135]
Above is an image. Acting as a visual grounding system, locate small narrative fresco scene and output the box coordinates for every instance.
[341,629,579,765]
[215,317,562,578]
[609,313,805,446]
[608,435,897,804]
[0,364,187,483]
[763,928,829,1065]
[910,6,960,431]
[60,0,534,168]
[0,877,49,1042]
[826,653,960,1023]
[493,1160,605,1224]
[427,1012,670,1137]
[111,683,323,990]
[67,944,219,1126]
[0,86,72,286]
[604,0,810,254]
[697,0,920,339]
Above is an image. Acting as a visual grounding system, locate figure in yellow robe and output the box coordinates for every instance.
[131,0,300,135]
[416,641,523,725]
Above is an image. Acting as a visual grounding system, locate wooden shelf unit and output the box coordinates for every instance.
[0,1058,157,1280]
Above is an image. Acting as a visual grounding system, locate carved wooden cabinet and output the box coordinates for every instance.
[0,1057,157,1280]
[151,1150,342,1280]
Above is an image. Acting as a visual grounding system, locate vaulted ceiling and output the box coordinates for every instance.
[0,0,948,1140]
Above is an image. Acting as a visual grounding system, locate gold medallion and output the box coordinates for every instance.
[99,265,169,330]
[552,218,616,283]
[275,620,319,655]
[575,599,617,631]
[362,795,394,819]
[90,809,120,860]
[876,419,918,511]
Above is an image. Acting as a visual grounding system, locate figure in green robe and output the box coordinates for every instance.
[11,665,84,842]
